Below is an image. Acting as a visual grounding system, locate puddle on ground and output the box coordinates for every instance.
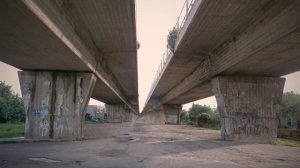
[29,157,61,163]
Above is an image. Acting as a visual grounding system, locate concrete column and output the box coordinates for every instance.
[142,105,182,124]
[105,104,134,122]
[19,71,96,140]
[163,104,182,124]
[211,76,285,143]
[142,109,165,124]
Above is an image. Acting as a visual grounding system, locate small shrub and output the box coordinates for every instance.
[85,113,92,121]
[197,113,210,127]
[167,27,178,52]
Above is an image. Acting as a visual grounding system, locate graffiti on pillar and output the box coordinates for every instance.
[54,119,66,137]
[39,118,49,137]
[32,105,49,116]
[231,112,269,136]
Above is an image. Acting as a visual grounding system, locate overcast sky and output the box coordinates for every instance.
[0,0,300,112]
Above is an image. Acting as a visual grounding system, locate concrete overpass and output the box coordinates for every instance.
[142,0,300,143]
[0,0,138,140]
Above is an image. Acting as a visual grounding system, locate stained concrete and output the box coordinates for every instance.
[105,104,135,123]
[142,105,182,124]
[19,71,96,140]
[211,76,285,143]
[0,122,299,168]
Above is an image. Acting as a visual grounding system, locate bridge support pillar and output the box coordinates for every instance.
[19,71,96,140]
[211,76,285,143]
[163,104,182,125]
[105,104,134,122]
[141,104,181,124]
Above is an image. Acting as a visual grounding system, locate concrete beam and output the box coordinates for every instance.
[211,76,285,143]
[19,71,96,140]
[22,0,137,113]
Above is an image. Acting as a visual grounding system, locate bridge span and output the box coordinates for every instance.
[142,0,300,143]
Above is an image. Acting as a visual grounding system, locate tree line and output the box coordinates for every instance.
[0,81,24,123]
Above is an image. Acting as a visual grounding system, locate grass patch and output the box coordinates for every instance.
[274,138,300,147]
[0,122,25,138]
[85,120,98,124]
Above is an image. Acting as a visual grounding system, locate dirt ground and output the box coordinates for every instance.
[0,120,299,168]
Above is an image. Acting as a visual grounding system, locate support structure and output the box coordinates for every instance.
[211,76,285,143]
[142,104,182,124]
[163,104,182,124]
[105,104,134,123]
[19,71,96,140]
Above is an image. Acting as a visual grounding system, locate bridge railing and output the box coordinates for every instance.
[176,0,196,35]
[145,0,197,105]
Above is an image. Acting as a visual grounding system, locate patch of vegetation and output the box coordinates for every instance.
[179,110,191,125]
[278,91,300,129]
[0,81,25,123]
[179,104,220,129]
[0,122,25,138]
[85,120,98,124]
[167,27,178,52]
[274,138,300,147]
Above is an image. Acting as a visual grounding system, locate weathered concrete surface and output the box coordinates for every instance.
[163,105,181,124]
[0,0,139,112]
[142,105,182,124]
[19,71,96,140]
[1,122,299,168]
[140,110,165,124]
[105,104,135,123]
[143,0,300,113]
[211,76,285,143]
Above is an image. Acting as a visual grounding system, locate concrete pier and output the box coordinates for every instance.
[105,104,134,123]
[211,76,285,143]
[19,71,96,140]
[142,105,182,124]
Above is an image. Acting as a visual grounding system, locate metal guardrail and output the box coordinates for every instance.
[145,0,196,105]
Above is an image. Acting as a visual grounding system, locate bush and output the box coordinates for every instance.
[188,104,211,123]
[85,113,92,121]
[179,110,191,125]
[0,81,25,123]
[167,27,178,52]
[196,110,220,129]
[197,113,210,127]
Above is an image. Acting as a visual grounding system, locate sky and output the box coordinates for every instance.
[0,0,300,112]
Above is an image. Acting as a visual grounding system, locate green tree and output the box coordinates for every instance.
[280,91,300,118]
[188,104,211,122]
[179,109,190,125]
[0,81,24,123]
[167,27,178,52]
[279,91,300,128]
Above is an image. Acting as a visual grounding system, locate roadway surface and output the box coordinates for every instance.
[0,121,299,168]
